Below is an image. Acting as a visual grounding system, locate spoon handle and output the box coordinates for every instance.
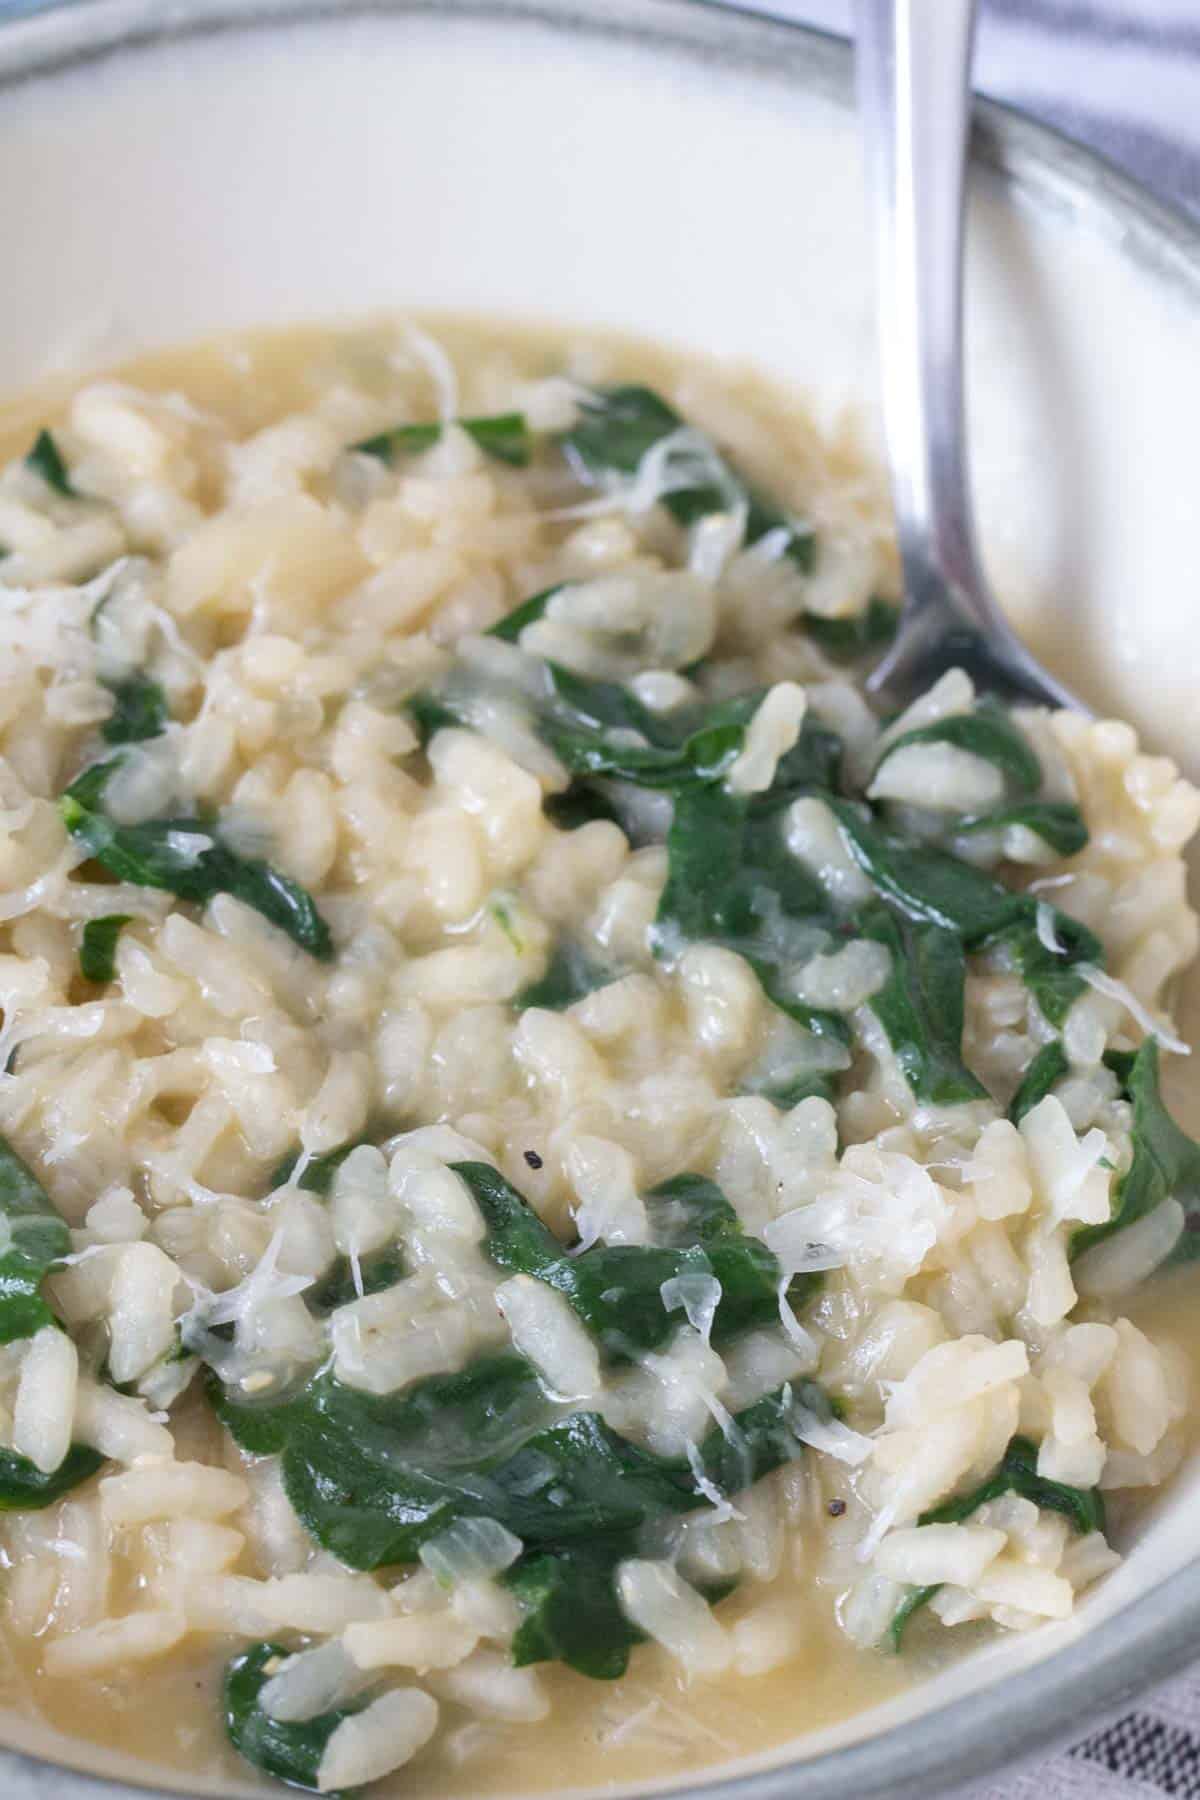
[855,0,994,629]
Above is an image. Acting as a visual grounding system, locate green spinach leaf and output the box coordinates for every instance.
[886,1582,942,1652]
[828,800,1100,1027]
[487,585,562,643]
[61,759,334,961]
[542,786,625,834]
[0,1135,72,1345]
[642,1170,818,1312]
[540,674,755,790]
[541,667,841,799]
[503,1535,736,1683]
[205,1367,314,1459]
[268,1141,372,1197]
[922,1434,1104,1535]
[653,781,849,1047]
[0,1444,105,1511]
[26,428,74,497]
[829,802,1030,938]
[281,1363,819,1571]
[1071,1039,1200,1263]
[1008,1041,1069,1124]
[452,1161,787,1360]
[872,705,1043,796]
[305,1247,407,1318]
[956,801,1088,858]
[224,1640,367,1797]
[858,905,988,1105]
[407,689,463,746]
[0,1141,103,1505]
[514,940,618,1012]
[643,1171,747,1246]
[354,411,531,468]
[988,914,1101,1029]
[561,386,816,571]
[101,673,169,746]
[79,914,132,984]
[505,1536,645,1680]
[802,599,899,664]
[889,1435,1104,1648]
[412,644,839,832]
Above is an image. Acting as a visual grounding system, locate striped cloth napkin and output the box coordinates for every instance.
[760,0,1200,219]
[966,1667,1200,1799]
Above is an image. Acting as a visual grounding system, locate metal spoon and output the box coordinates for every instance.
[855,0,1079,713]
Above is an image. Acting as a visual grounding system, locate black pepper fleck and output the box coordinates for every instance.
[523,1149,544,1170]
[827,1498,847,1518]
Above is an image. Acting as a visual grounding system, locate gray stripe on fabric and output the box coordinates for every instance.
[988,0,1200,56]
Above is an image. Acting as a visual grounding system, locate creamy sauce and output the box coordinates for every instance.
[6,1590,914,1799]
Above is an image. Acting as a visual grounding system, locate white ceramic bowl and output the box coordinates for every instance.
[0,4,1198,1797]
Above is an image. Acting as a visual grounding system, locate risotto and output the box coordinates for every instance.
[0,318,1196,1797]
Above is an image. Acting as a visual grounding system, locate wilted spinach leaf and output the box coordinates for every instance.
[540,671,756,790]
[542,785,625,833]
[206,1256,827,1676]
[268,1140,372,1197]
[1008,1041,1069,1124]
[1071,1039,1200,1264]
[643,1170,748,1246]
[224,1640,367,1797]
[642,1170,816,1313]
[653,780,849,1047]
[79,913,132,983]
[281,1360,823,1571]
[889,1434,1104,1648]
[453,1161,789,1360]
[562,386,816,571]
[872,705,1043,796]
[61,758,333,961]
[101,673,169,746]
[0,1444,105,1511]
[830,802,1030,938]
[828,800,1099,1027]
[802,598,899,664]
[987,914,1101,1030]
[487,585,562,643]
[858,905,987,1105]
[305,1247,407,1318]
[26,428,74,497]
[505,1537,645,1681]
[0,1140,103,1505]
[538,667,838,801]
[956,801,1088,859]
[354,411,531,468]
[205,1367,314,1459]
[514,939,618,1012]
[886,1583,943,1653]
[505,1532,737,1682]
[0,1135,72,1345]
[922,1434,1104,1535]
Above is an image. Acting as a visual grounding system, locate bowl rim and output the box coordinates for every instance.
[0,3,1198,1798]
